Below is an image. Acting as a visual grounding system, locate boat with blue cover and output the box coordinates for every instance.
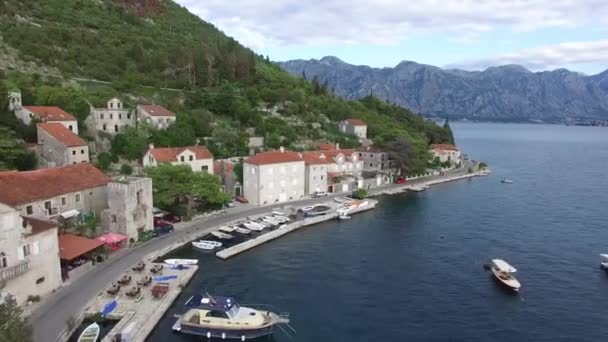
[172,294,292,340]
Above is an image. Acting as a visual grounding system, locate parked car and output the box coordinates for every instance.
[235,196,249,203]
[161,212,181,223]
[311,191,328,198]
[153,219,174,237]
[395,177,407,184]
[226,201,235,208]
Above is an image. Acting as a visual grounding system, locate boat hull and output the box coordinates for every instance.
[175,322,275,339]
[491,267,521,292]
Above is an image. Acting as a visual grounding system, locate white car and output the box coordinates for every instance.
[312,191,328,198]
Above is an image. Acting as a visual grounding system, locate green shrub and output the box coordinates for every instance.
[120,164,133,175]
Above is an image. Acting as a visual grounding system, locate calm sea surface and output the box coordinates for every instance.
[148,123,608,342]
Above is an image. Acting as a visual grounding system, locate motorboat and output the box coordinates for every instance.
[165,259,199,266]
[211,231,235,240]
[272,210,287,216]
[255,220,273,228]
[243,222,264,231]
[600,254,608,271]
[77,322,100,342]
[235,227,251,235]
[173,294,292,340]
[333,197,351,203]
[300,205,315,212]
[489,259,521,292]
[272,215,290,223]
[219,226,235,233]
[193,241,216,250]
[501,178,514,184]
[338,214,351,220]
[261,217,280,226]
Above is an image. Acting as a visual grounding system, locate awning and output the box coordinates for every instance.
[58,234,105,261]
[96,232,127,245]
[60,209,80,219]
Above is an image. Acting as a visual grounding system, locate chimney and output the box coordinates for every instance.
[148,143,155,150]
[298,152,303,159]
[336,143,340,150]
[279,146,285,153]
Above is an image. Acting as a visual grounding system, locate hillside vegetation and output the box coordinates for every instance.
[0,0,453,174]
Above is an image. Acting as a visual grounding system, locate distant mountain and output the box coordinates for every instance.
[279,57,608,122]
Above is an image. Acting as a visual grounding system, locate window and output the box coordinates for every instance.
[69,125,73,132]
[23,245,32,258]
[119,114,122,119]
[72,150,76,155]
[180,156,185,162]
[321,175,324,180]
[111,215,117,223]
[370,163,373,167]
[189,155,194,161]
[0,252,7,268]
[114,125,118,132]
[100,113,104,119]
[36,277,45,284]
[149,156,153,164]
[110,114,113,119]
[206,311,230,319]
[81,149,85,154]
[127,113,131,119]
[136,190,143,205]
[44,201,51,210]
[202,165,208,172]
[75,194,81,202]
[26,205,33,215]
[61,197,67,206]
[102,124,107,131]
[110,103,114,109]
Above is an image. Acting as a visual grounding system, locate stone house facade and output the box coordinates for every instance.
[338,119,367,140]
[430,144,461,163]
[0,204,62,305]
[86,97,134,136]
[103,177,153,243]
[15,105,79,134]
[137,105,176,129]
[143,144,214,174]
[36,123,90,167]
[300,152,331,195]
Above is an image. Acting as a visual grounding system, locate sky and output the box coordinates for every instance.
[175,0,608,75]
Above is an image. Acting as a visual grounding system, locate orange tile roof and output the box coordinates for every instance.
[300,151,332,165]
[24,106,77,121]
[245,150,304,165]
[37,123,86,147]
[0,163,111,206]
[23,217,56,236]
[58,234,105,261]
[431,144,459,151]
[149,145,213,163]
[346,119,366,126]
[214,160,235,175]
[139,105,176,117]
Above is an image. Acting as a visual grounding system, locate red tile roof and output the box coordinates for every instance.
[37,123,86,147]
[0,163,111,206]
[431,144,459,151]
[346,119,366,126]
[214,160,235,175]
[23,217,56,236]
[24,106,77,121]
[300,151,332,165]
[316,143,337,151]
[149,145,213,163]
[139,105,176,117]
[245,150,304,165]
[58,234,105,261]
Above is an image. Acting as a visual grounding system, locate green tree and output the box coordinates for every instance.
[191,172,231,208]
[353,188,368,199]
[96,152,112,171]
[120,164,133,175]
[111,127,148,160]
[0,294,33,342]
[443,117,455,144]
[233,159,243,184]
[0,127,36,171]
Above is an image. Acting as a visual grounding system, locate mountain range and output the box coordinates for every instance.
[280,57,608,122]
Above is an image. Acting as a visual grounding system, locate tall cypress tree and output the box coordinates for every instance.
[443,117,455,144]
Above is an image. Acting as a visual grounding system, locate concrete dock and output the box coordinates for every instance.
[81,262,198,342]
[216,200,377,259]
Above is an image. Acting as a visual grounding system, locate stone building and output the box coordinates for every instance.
[103,177,153,243]
[300,152,331,195]
[137,105,176,129]
[358,146,400,185]
[143,144,214,174]
[214,159,241,197]
[338,119,367,140]
[86,97,134,136]
[36,123,89,167]
[243,148,306,206]
[430,144,461,164]
[0,203,62,305]
[15,105,79,134]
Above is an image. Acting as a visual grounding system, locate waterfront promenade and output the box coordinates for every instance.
[30,163,478,342]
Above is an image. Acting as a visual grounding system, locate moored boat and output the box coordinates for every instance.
[600,254,608,271]
[235,227,251,235]
[192,241,215,250]
[165,259,199,266]
[243,222,264,231]
[211,231,235,240]
[77,322,100,342]
[501,178,514,184]
[219,226,235,233]
[490,259,521,292]
[173,294,291,340]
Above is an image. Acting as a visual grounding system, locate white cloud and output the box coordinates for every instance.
[175,0,608,50]
[447,40,608,71]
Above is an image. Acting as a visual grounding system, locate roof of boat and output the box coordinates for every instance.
[600,254,608,259]
[185,294,237,311]
[492,259,517,273]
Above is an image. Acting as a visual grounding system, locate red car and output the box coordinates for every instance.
[395,177,407,184]
[235,196,249,204]
[161,212,181,223]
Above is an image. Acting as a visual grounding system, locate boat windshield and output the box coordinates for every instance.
[226,304,240,318]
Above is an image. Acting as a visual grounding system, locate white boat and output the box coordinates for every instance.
[273,215,290,223]
[300,205,315,212]
[192,241,216,250]
[165,259,199,265]
[243,222,264,231]
[490,259,521,292]
[249,221,266,230]
[272,210,287,216]
[600,254,608,271]
[235,227,251,235]
[77,322,100,342]
[211,231,235,240]
[501,178,514,184]
[333,197,351,203]
[218,226,235,233]
[256,220,273,228]
[261,217,279,226]
[338,214,351,220]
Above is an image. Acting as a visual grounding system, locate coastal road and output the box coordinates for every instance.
[31,165,475,342]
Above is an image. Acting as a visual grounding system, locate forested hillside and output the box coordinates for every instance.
[0,0,453,174]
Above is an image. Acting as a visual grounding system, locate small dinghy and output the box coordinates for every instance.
[165,259,198,266]
[218,226,235,233]
[235,227,251,235]
[338,214,351,220]
[192,241,222,250]
[77,322,100,342]
[501,178,513,184]
[211,231,235,240]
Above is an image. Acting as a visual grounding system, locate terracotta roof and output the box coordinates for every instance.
[346,119,366,126]
[37,123,86,147]
[24,106,77,121]
[149,145,213,163]
[300,151,332,165]
[431,144,459,151]
[139,105,176,117]
[23,217,56,236]
[245,150,304,165]
[316,143,337,151]
[214,160,235,175]
[58,234,105,261]
[0,163,111,206]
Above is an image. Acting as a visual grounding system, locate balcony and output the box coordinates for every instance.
[0,261,30,282]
